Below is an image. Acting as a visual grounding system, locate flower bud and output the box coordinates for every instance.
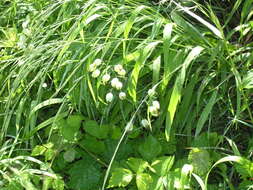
[148,88,155,96]
[119,92,126,100]
[141,119,149,128]
[106,92,113,103]
[91,69,100,78]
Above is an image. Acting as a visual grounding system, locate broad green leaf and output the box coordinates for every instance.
[79,135,105,154]
[83,120,109,139]
[68,157,101,190]
[188,148,211,177]
[151,156,175,176]
[108,168,133,188]
[63,149,76,162]
[127,157,149,173]
[166,46,204,141]
[136,173,153,190]
[59,119,81,141]
[195,90,217,136]
[138,135,162,161]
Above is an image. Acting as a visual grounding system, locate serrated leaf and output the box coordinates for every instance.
[188,148,211,176]
[136,173,153,190]
[138,135,162,161]
[68,158,101,190]
[151,156,175,176]
[127,157,149,173]
[108,168,133,188]
[83,120,109,139]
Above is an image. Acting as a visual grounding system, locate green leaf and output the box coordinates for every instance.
[79,135,105,154]
[83,120,109,139]
[136,173,153,190]
[58,119,80,141]
[151,156,175,176]
[195,90,217,136]
[138,135,162,161]
[235,157,253,178]
[127,157,149,173]
[68,157,101,190]
[188,148,211,176]
[108,168,133,188]
[165,46,203,141]
[31,145,47,156]
[63,148,76,162]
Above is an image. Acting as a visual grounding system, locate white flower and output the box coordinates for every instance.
[106,92,113,103]
[141,119,149,128]
[111,78,119,88]
[114,64,123,73]
[102,74,111,83]
[118,69,126,76]
[88,64,96,72]
[152,100,160,110]
[149,105,159,117]
[91,69,100,78]
[115,81,123,90]
[148,88,155,96]
[119,92,126,100]
[93,58,102,66]
[42,83,47,88]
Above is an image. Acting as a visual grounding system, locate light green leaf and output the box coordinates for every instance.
[151,156,175,176]
[108,168,133,188]
[127,157,149,174]
[136,173,153,190]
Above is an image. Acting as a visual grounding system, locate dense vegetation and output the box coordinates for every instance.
[0,0,253,189]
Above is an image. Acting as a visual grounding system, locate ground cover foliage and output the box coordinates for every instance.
[0,0,253,189]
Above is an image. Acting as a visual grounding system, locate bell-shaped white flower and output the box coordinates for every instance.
[152,100,160,110]
[119,92,126,100]
[115,81,123,90]
[88,63,96,72]
[93,58,102,66]
[114,64,123,73]
[91,69,100,78]
[118,68,126,76]
[106,92,113,103]
[111,78,119,88]
[102,74,110,83]
[149,105,159,117]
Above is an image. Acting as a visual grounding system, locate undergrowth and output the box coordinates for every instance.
[0,0,253,189]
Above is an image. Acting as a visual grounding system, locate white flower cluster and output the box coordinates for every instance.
[88,59,127,103]
[89,59,103,78]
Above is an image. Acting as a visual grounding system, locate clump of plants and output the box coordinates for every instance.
[0,0,253,189]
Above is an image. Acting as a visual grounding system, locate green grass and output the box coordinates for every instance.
[0,0,253,189]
